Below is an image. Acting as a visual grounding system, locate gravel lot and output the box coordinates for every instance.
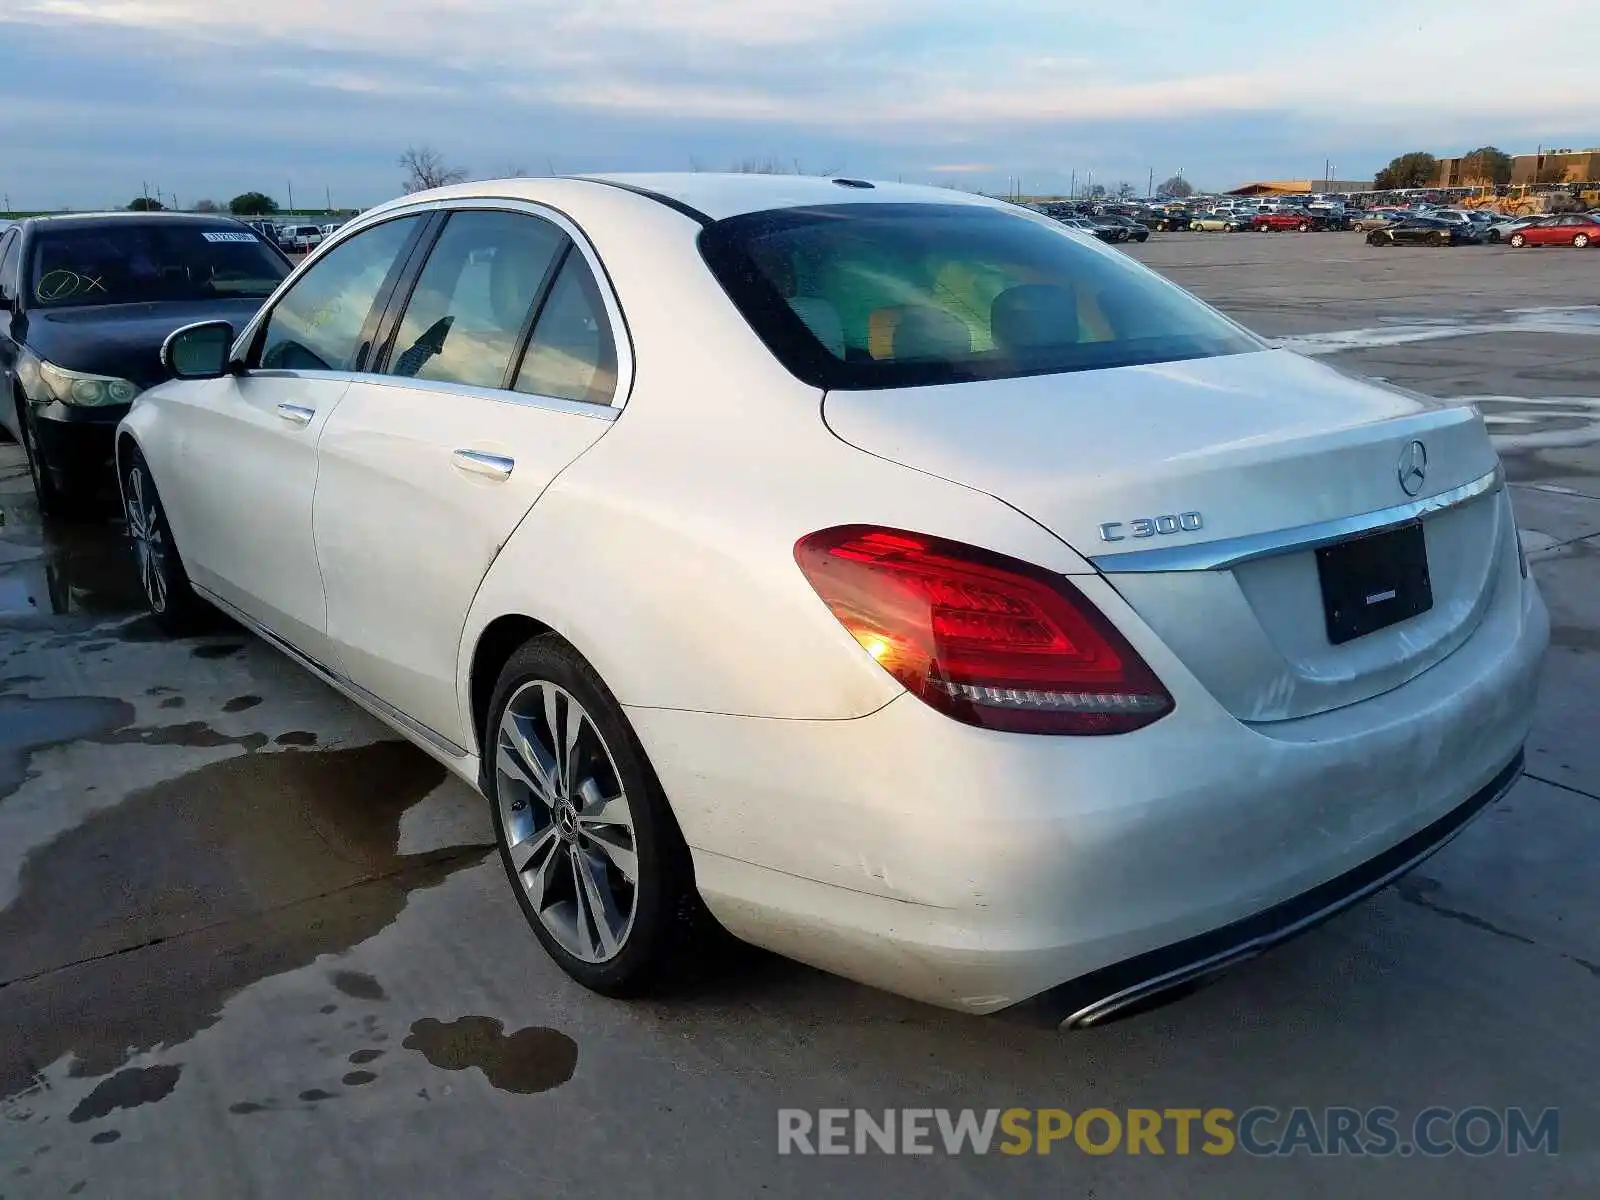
[2,231,1598,1198]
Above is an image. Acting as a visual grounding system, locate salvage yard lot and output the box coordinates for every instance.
[2,233,1598,1198]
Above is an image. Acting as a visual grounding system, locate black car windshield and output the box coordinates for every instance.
[28,222,288,308]
[699,203,1261,390]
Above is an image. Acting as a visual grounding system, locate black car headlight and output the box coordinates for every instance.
[17,349,142,408]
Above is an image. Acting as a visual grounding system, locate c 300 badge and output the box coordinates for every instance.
[1098,512,1204,542]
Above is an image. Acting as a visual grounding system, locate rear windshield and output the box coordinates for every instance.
[28,222,288,308]
[698,203,1260,390]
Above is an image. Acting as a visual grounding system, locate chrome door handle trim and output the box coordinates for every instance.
[277,403,315,426]
[452,449,515,480]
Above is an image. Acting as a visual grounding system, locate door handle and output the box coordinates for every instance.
[277,403,314,426]
[452,449,515,481]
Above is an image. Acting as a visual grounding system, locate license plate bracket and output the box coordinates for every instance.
[1316,521,1433,645]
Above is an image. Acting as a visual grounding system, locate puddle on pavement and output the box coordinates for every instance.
[1277,306,1600,355]
[403,1016,578,1095]
[0,508,144,620]
[94,721,270,752]
[329,969,387,1001]
[68,1064,182,1124]
[0,742,492,1102]
[1472,395,1600,454]
[0,696,135,798]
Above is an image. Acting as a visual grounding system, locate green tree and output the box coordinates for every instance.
[1373,151,1439,191]
[1459,146,1512,185]
[229,191,279,215]
[127,196,164,211]
[1158,175,1194,198]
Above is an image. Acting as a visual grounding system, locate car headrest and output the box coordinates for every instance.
[489,243,548,329]
[889,306,972,361]
[991,284,1080,353]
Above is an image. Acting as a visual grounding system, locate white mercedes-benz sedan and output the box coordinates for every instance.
[118,174,1547,1026]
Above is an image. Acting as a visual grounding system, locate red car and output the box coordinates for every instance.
[1507,214,1600,248]
[1251,211,1313,232]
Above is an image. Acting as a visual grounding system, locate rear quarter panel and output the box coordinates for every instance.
[457,192,1093,735]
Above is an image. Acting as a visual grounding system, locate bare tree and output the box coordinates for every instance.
[399,146,468,193]
[490,164,531,179]
[193,198,220,213]
[1115,181,1137,199]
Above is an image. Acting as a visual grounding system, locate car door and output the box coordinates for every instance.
[1526,217,1561,245]
[312,202,627,751]
[0,229,23,441]
[162,212,430,660]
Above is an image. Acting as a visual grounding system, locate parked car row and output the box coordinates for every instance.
[242,218,350,254]
[1,176,1551,1029]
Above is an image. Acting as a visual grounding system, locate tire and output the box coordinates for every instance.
[121,445,209,633]
[1298,222,1310,232]
[1427,232,1444,247]
[16,399,67,517]
[1367,231,1388,246]
[1575,234,1591,248]
[484,634,718,996]
[1509,233,1527,248]
[1487,230,1500,243]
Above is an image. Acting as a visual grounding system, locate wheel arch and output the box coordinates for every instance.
[467,613,556,759]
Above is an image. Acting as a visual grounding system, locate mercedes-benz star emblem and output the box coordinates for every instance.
[1397,440,1428,497]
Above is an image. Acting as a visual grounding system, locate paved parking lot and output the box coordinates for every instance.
[2,232,1597,1198]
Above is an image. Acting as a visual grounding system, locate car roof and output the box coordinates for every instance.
[362,173,1007,226]
[20,211,248,233]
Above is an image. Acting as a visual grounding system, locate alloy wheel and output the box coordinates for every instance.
[125,464,169,613]
[1575,234,1590,248]
[496,680,638,963]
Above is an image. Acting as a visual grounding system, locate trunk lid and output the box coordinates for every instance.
[823,349,1511,722]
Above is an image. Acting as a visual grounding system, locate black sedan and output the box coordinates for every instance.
[1365,216,1476,247]
[1099,214,1151,242]
[0,213,290,513]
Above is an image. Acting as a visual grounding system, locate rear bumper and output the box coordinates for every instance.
[632,567,1547,1016]
[1011,750,1523,1028]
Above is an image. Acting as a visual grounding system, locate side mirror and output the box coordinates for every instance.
[162,320,235,380]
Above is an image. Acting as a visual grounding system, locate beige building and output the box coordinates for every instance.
[1510,149,1600,185]
[1225,179,1372,196]
[1434,148,1600,187]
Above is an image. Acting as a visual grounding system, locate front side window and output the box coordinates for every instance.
[512,254,619,405]
[699,203,1261,390]
[27,222,288,309]
[385,210,565,388]
[257,215,421,372]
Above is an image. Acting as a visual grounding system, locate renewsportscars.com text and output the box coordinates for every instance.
[777,1106,1559,1157]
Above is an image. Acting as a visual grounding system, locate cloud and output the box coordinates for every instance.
[2,0,1598,207]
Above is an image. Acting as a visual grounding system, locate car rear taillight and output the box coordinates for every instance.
[794,526,1173,734]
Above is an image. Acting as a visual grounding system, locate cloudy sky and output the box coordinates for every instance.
[0,0,1595,210]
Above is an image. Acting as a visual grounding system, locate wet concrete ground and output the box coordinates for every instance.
[2,235,1598,1197]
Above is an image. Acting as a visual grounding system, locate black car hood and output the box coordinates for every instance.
[18,298,267,389]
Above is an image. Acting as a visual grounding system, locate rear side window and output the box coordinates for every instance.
[385,210,565,388]
[512,255,618,405]
[699,203,1260,390]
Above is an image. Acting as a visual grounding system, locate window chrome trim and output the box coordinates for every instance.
[349,374,621,421]
[1088,465,1504,574]
[194,583,470,759]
